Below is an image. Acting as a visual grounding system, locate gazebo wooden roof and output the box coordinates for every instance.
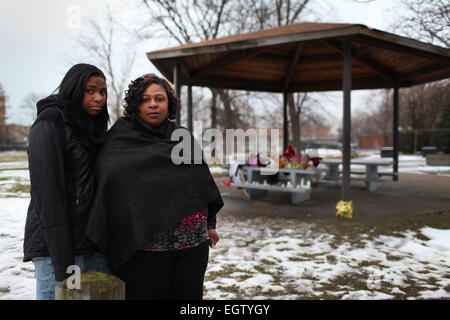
[147,22,450,92]
[146,22,450,203]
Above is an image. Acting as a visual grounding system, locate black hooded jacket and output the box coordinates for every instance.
[23,95,102,281]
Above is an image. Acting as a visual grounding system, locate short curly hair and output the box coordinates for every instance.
[123,73,178,120]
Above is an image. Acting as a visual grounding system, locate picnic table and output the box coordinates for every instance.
[228,159,393,204]
[230,166,315,204]
[319,159,394,191]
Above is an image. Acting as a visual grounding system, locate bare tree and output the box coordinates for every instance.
[435,88,450,152]
[0,84,44,127]
[399,81,449,130]
[351,0,449,150]
[243,0,312,152]
[226,0,313,139]
[139,0,313,134]
[354,81,449,149]
[67,5,136,122]
[287,93,307,152]
[396,0,449,47]
[216,90,257,129]
[225,0,307,32]
[20,93,46,125]
[0,83,6,144]
[141,0,236,128]
[142,0,232,44]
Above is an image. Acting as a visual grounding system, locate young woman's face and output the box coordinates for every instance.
[138,83,169,127]
[81,76,107,117]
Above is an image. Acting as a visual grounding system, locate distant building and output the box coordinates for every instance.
[299,126,339,147]
[360,133,383,149]
[0,93,30,149]
[0,94,6,145]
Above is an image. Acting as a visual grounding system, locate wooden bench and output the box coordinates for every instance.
[230,166,315,204]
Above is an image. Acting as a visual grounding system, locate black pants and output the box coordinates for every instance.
[114,241,210,300]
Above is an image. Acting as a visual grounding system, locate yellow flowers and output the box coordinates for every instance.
[336,200,353,218]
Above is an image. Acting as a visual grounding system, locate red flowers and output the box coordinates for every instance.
[283,144,296,159]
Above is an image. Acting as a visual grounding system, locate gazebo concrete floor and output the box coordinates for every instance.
[215,172,450,223]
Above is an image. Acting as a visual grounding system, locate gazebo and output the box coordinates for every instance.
[146,22,450,202]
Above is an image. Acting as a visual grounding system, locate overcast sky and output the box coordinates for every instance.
[0,0,408,126]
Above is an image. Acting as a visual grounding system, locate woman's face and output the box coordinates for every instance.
[138,83,169,127]
[81,76,107,117]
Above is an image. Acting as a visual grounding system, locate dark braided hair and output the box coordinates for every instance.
[123,73,178,120]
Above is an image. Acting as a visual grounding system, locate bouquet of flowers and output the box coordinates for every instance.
[280,144,319,169]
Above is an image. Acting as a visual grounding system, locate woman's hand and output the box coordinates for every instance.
[208,229,219,248]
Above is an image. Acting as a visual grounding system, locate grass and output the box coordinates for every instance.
[4,184,30,194]
[0,151,28,164]
[0,151,30,198]
[0,286,11,294]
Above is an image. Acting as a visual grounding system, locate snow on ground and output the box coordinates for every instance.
[203,214,450,300]
[208,166,229,175]
[0,198,35,300]
[0,151,449,300]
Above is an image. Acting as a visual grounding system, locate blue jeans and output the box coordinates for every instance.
[32,251,112,300]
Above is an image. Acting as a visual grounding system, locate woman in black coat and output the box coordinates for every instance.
[23,63,112,300]
[86,73,223,300]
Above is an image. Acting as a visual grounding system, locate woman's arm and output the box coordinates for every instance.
[28,118,74,281]
[208,229,219,248]
[206,193,223,248]
[207,214,219,248]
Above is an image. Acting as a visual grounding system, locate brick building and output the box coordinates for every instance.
[0,92,30,148]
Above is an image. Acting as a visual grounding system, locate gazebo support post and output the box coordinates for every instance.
[393,86,399,181]
[187,84,193,133]
[173,60,181,125]
[341,40,352,201]
[283,92,288,152]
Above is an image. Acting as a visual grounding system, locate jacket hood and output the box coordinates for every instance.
[36,94,63,115]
